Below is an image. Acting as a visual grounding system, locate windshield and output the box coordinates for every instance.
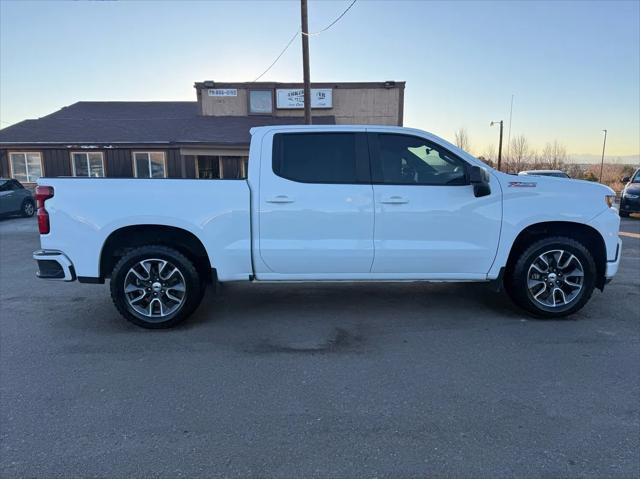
[632,170,640,183]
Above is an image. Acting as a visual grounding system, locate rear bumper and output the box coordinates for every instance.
[605,238,622,280]
[33,250,76,281]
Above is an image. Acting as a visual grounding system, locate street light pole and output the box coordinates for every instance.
[491,120,504,171]
[599,129,607,182]
[300,0,312,124]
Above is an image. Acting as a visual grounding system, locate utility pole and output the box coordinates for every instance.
[491,120,504,171]
[300,0,312,124]
[599,129,608,182]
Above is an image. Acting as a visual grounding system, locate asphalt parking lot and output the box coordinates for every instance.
[1,216,639,479]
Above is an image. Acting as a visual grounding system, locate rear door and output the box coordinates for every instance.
[369,132,502,277]
[258,130,374,275]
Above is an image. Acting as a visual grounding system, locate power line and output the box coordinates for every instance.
[252,31,300,82]
[251,0,357,82]
[303,0,357,36]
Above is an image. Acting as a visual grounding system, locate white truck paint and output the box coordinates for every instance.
[33,125,621,327]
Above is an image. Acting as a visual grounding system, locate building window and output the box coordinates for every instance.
[196,155,249,179]
[9,152,43,183]
[71,152,105,177]
[133,152,166,178]
[196,156,220,179]
[249,90,273,114]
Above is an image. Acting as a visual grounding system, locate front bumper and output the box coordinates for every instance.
[620,195,640,213]
[33,250,76,281]
[605,238,622,280]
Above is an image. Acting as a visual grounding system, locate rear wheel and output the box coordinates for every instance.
[21,199,35,217]
[110,245,204,328]
[505,236,597,318]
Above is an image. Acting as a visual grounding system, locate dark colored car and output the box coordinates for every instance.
[620,168,640,218]
[0,179,35,218]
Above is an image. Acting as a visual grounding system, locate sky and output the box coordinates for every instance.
[1,0,639,162]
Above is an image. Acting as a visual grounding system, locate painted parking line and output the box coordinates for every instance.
[620,231,640,239]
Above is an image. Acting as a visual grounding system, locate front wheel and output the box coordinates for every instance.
[110,245,204,328]
[505,236,597,318]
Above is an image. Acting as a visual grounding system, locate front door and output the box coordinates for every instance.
[368,132,502,277]
[258,130,374,276]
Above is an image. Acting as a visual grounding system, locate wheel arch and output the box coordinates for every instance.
[505,221,607,290]
[99,224,214,283]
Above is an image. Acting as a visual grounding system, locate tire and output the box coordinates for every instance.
[21,199,35,217]
[619,211,630,218]
[505,236,597,318]
[110,245,204,329]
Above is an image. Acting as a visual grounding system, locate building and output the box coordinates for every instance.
[0,80,405,185]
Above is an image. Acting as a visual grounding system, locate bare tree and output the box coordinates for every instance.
[540,140,568,169]
[454,128,470,152]
[509,135,531,173]
[478,144,496,167]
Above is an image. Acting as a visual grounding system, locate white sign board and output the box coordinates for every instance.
[276,88,332,109]
[208,88,237,97]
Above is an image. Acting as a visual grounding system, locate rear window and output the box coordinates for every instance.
[272,133,361,184]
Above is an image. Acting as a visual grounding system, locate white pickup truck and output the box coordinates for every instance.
[33,125,621,328]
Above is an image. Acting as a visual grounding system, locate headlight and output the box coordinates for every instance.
[605,195,616,208]
[625,193,639,199]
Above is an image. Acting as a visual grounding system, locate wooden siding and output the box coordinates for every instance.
[43,149,72,177]
[0,150,8,178]
[104,149,134,178]
[166,149,182,178]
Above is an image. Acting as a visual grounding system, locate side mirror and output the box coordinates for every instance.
[622,176,631,183]
[469,165,491,197]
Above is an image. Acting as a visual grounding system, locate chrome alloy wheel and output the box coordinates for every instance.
[123,259,186,319]
[527,249,584,308]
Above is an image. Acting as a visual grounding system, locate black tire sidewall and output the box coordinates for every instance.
[110,246,202,328]
[508,237,596,318]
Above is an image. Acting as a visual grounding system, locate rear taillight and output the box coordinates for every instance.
[35,186,54,234]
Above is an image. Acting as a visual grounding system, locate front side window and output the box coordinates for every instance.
[372,134,467,185]
[133,152,166,178]
[273,133,364,184]
[72,152,105,177]
[249,90,273,114]
[9,152,42,183]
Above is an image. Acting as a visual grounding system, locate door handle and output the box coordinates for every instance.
[266,195,295,204]
[380,196,409,204]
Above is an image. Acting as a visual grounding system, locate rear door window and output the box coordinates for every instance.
[272,132,369,184]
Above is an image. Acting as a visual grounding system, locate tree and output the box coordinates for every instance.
[479,144,496,167]
[454,128,470,152]
[509,135,531,173]
[540,140,568,169]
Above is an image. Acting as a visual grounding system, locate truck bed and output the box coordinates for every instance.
[39,178,252,281]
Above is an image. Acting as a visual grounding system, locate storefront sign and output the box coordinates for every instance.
[208,88,237,97]
[276,88,332,109]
